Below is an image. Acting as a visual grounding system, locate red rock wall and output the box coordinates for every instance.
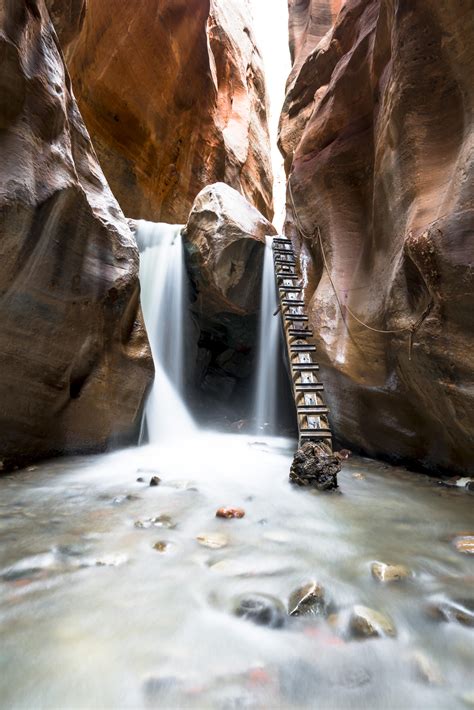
[63,0,274,223]
[0,0,153,471]
[280,0,474,473]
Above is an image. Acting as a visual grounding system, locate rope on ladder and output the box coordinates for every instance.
[287,179,433,360]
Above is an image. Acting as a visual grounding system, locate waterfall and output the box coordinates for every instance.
[254,235,281,434]
[136,221,195,443]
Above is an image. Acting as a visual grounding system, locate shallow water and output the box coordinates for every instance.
[0,434,473,709]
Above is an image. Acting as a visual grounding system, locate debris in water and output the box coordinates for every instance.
[289,441,341,490]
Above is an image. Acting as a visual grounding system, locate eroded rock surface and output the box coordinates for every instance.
[280,0,474,473]
[63,0,274,223]
[0,1,152,471]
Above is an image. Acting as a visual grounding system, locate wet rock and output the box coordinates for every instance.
[135,515,176,530]
[352,473,366,480]
[136,477,145,483]
[153,541,171,553]
[410,651,443,685]
[426,598,474,627]
[453,535,474,554]
[216,507,245,519]
[371,562,412,583]
[288,581,327,617]
[149,476,161,487]
[113,494,138,505]
[196,533,229,550]
[349,605,397,639]
[233,594,286,628]
[289,442,341,490]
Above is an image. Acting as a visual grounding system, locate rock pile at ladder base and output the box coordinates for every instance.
[290,441,341,490]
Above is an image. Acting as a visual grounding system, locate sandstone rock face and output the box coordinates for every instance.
[183,183,276,424]
[63,0,273,223]
[0,0,153,471]
[280,0,474,474]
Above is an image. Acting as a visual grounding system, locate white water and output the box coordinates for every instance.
[137,221,195,443]
[254,236,281,434]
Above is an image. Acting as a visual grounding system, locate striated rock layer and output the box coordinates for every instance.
[280,0,474,473]
[0,0,153,471]
[63,0,274,223]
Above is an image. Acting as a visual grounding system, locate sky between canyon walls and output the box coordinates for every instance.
[249,0,291,229]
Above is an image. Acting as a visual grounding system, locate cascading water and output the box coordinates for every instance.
[136,221,195,443]
[254,235,281,434]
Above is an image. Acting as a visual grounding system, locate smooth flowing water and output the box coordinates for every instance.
[136,221,195,442]
[254,236,282,434]
[0,440,473,709]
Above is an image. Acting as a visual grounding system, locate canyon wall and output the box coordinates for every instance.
[63,0,274,224]
[280,0,474,473]
[0,0,153,471]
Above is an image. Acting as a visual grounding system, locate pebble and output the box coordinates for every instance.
[426,598,474,627]
[288,581,327,617]
[349,605,397,639]
[216,507,245,519]
[196,533,228,549]
[149,476,161,487]
[233,593,286,628]
[453,535,474,554]
[371,562,411,583]
[153,541,171,553]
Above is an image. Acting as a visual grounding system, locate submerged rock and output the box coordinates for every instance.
[371,562,412,583]
[410,651,443,685]
[288,581,327,617]
[216,507,245,519]
[349,605,397,639]
[453,535,474,555]
[153,542,172,553]
[426,598,474,627]
[135,515,176,530]
[289,442,341,490]
[196,533,229,550]
[233,594,286,628]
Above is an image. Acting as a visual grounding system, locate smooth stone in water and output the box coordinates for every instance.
[288,581,327,617]
[371,562,411,583]
[233,593,286,628]
[153,541,171,553]
[426,598,474,627]
[135,515,176,529]
[349,605,397,639]
[410,651,443,685]
[196,533,228,549]
[216,507,245,519]
[453,535,474,554]
[149,476,161,487]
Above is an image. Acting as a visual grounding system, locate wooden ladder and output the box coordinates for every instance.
[272,236,333,450]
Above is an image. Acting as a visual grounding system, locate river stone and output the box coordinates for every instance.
[149,476,161,487]
[288,581,327,617]
[426,598,474,627]
[453,535,474,554]
[349,605,397,639]
[216,507,245,519]
[371,562,411,583]
[233,594,286,628]
[196,533,229,549]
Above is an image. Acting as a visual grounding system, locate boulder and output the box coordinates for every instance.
[183,183,277,424]
[233,594,286,628]
[0,0,152,472]
[63,0,274,222]
[280,0,474,474]
[349,605,397,639]
[371,562,411,583]
[288,581,327,617]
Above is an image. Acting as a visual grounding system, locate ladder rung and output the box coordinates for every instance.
[291,345,317,352]
[299,431,333,440]
[297,406,329,415]
[292,363,320,371]
[281,299,304,306]
[295,383,324,392]
[289,330,313,337]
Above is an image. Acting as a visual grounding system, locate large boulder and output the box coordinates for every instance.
[62,0,274,223]
[279,0,474,474]
[183,183,276,423]
[0,0,153,471]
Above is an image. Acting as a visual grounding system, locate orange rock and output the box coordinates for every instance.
[64,0,274,223]
[216,507,245,519]
[280,0,474,475]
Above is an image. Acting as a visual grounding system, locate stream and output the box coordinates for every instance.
[0,434,473,709]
